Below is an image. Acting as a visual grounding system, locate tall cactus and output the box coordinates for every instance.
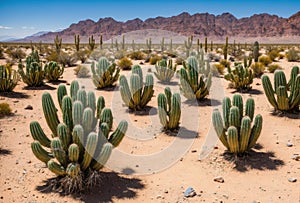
[99,34,103,50]
[253,41,259,62]
[157,87,181,130]
[74,35,80,51]
[91,57,120,89]
[146,38,152,52]
[262,66,300,111]
[119,65,154,111]
[154,59,177,83]
[29,80,128,193]
[224,63,254,91]
[18,50,45,87]
[54,35,62,54]
[0,63,20,92]
[185,36,193,58]
[223,37,228,60]
[212,94,263,154]
[44,61,64,81]
[89,35,95,51]
[179,56,212,101]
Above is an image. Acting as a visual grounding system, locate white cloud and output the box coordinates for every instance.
[22,26,35,30]
[0,25,12,29]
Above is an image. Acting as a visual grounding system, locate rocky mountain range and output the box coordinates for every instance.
[14,11,300,43]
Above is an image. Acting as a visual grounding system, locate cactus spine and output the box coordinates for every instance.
[212,94,263,154]
[157,87,181,130]
[262,66,300,111]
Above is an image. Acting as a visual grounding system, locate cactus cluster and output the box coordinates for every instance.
[119,65,154,111]
[224,63,254,91]
[262,66,300,112]
[157,87,181,130]
[212,94,263,154]
[154,59,177,83]
[0,64,20,92]
[44,61,64,82]
[18,50,45,87]
[30,80,128,192]
[91,57,120,89]
[179,56,212,101]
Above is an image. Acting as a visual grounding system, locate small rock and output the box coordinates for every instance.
[164,190,168,194]
[191,149,197,153]
[156,195,162,199]
[184,187,196,197]
[15,160,19,164]
[288,177,297,183]
[223,194,229,199]
[292,154,300,161]
[24,105,33,110]
[214,176,224,183]
[135,165,139,167]
[12,100,19,103]
[287,142,293,147]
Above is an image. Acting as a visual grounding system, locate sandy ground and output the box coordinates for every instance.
[0,57,299,203]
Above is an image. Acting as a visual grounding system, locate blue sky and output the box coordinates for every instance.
[0,0,299,38]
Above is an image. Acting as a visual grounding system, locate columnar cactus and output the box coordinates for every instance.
[212,94,263,154]
[44,61,64,81]
[224,63,254,91]
[18,50,45,87]
[223,37,228,60]
[185,36,193,58]
[154,59,177,83]
[204,37,208,53]
[253,41,259,62]
[119,65,154,111]
[91,57,120,89]
[30,80,128,193]
[179,56,212,100]
[99,34,103,50]
[262,66,300,111]
[0,64,20,92]
[146,38,152,52]
[74,35,80,52]
[160,37,165,52]
[89,35,95,51]
[54,35,62,54]
[157,87,181,130]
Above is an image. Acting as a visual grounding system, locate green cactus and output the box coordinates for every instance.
[185,36,193,58]
[99,35,103,50]
[29,80,128,192]
[154,59,177,83]
[54,35,62,54]
[88,35,95,51]
[262,66,300,111]
[18,50,45,87]
[179,56,212,101]
[146,38,152,52]
[224,63,254,91]
[212,94,263,154]
[0,64,20,92]
[119,65,154,111]
[74,35,80,52]
[91,57,120,89]
[253,41,259,62]
[44,61,64,81]
[223,37,228,60]
[157,87,181,130]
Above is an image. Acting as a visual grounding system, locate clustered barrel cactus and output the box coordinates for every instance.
[225,63,254,91]
[91,57,120,89]
[212,94,263,155]
[44,61,64,82]
[262,66,300,112]
[154,59,177,83]
[157,87,181,130]
[119,65,154,111]
[179,56,212,100]
[0,64,20,92]
[30,80,128,193]
[18,50,45,87]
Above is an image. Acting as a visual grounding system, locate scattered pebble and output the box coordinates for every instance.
[214,176,224,183]
[292,154,300,161]
[164,190,168,194]
[184,187,196,197]
[288,177,297,183]
[24,105,33,110]
[191,149,197,153]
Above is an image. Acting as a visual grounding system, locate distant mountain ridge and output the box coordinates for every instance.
[12,11,300,43]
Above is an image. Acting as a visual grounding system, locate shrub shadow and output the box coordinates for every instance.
[0,148,12,156]
[0,91,30,99]
[48,80,67,85]
[36,171,145,203]
[162,126,198,139]
[230,89,263,95]
[223,146,284,172]
[125,106,157,116]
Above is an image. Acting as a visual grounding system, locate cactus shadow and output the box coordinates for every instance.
[270,110,300,119]
[163,127,198,139]
[184,98,221,107]
[126,106,158,116]
[36,171,145,202]
[223,147,284,172]
[230,89,263,95]
[157,81,178,86]
[23,84,56,91]
[0,91,30,99]
[0,148,12,156]
[47,80,67,85]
